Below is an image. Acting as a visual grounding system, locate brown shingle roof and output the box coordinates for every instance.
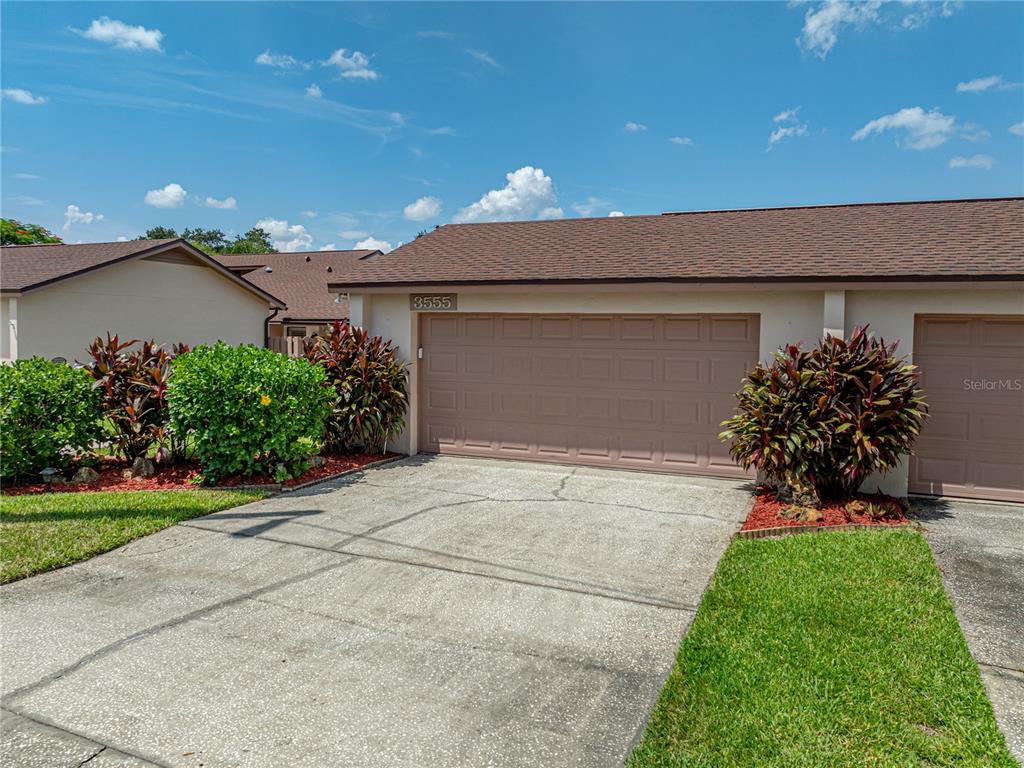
[0,239,285,307]
[328,198,1024,288]
[215,250,378,321]
[1,239,178,291]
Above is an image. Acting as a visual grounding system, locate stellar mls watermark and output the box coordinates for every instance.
[962,378,1023,391]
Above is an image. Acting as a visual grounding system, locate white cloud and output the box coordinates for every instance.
[959,124,990,143]
[144,182,187,208]
[1010,122,1024,137]
[256,50,305,69]
[404,196,442,221]
[340,229,369,239]
[306,83,323,99]
[797,1,958,58]
[116,236,130,242]
[12,173,41,180]
[453,166,563,224]
[429,126,458,136]
[608,211,625,217]
[323,49,379,80]
[798,1,881,58]
[79,17,163,52]
[668,136,693,146]
[318,243,336,251]
[852,107,956,150]
[63,204,104,231]
[956,75,1001,93]
[255,218,314,252]
[204,195,237,210]
[466,49,500,68]
[949,154,994,170]
[417,30,455,40]
[624,121,647,132]
[955,74,1021,93]
[769,108,808,148]
[355,236,393,253]
[571,197,611,217]
[301,210,318,219]
[2,88,46,105]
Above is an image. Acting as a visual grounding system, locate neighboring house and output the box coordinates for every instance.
[330,197,1024,503]
[0,238,284,364]
[216,249,380,342]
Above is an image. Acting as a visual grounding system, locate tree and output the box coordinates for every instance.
[181,227,228,254]
[1,218,62,245]
[135,225,276,254]
[226,227,274,254]
[137,226,179,240]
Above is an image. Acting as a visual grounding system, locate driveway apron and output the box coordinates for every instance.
[1,456,752,768]
[917,498,1024,764]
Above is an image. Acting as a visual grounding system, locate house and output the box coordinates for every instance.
[0,238,284,364]
[216,249,380,343]
[329,197,1024,503]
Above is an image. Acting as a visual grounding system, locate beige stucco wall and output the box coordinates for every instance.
[5,258,269,363]
[354,284,1024,497]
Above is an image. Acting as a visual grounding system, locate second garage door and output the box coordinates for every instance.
[418,313,758,477]
[910,315,1024,503]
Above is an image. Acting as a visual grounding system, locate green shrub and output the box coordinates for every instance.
[167,343,331,482]
[719,326,928,501]
[304,321,409,454]
[0,358,103,479]
[85,334,190,462]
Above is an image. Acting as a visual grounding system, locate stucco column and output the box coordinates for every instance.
[7,297,18,361]
[823,289,845,339]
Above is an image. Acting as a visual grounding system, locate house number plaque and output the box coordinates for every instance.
[410,294,458,311]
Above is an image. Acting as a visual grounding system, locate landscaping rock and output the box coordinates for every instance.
[781,505,824,522]
[130,457,156,478]
[71,467,101,484]
[309,455,327,469]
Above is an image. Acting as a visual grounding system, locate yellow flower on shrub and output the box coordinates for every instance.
[260,394,271,406]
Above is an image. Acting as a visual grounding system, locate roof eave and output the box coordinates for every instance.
[329,273,1024,291]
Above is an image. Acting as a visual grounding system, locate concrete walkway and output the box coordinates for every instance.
[917,497,1024,764]
[1,456,752,768]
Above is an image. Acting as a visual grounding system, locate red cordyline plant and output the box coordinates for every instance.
[84,334,190,462]
[304,321,409,454]
[719,326,928,502]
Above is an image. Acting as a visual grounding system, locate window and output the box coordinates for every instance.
[285,326,307,338]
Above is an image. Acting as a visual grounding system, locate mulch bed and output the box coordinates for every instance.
[741,487,913,532]
[1,453,396,496]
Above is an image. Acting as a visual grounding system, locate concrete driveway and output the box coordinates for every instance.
[917,497,1024,764]
[1,456,752,768]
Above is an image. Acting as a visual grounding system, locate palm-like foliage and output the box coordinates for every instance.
[84,334,190,462]
[720,326,928,499]
[304,321,409,454]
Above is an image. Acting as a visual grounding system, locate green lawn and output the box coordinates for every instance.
[0,490,264,584]
[629,530,1014,767]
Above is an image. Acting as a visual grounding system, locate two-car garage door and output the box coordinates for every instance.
[418,313,758,478]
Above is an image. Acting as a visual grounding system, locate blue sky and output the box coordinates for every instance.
[2,1,1022,252]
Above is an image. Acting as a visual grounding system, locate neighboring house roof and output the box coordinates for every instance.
[328,198,1024,288]
[0,238,286,307]
[215,250,378,322]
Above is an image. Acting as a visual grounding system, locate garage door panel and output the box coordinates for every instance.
[979,318,1024,347]
[419,313,757,478]
[710,316,756,344]
[665,317,702,341]
[910,314,1024,502]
